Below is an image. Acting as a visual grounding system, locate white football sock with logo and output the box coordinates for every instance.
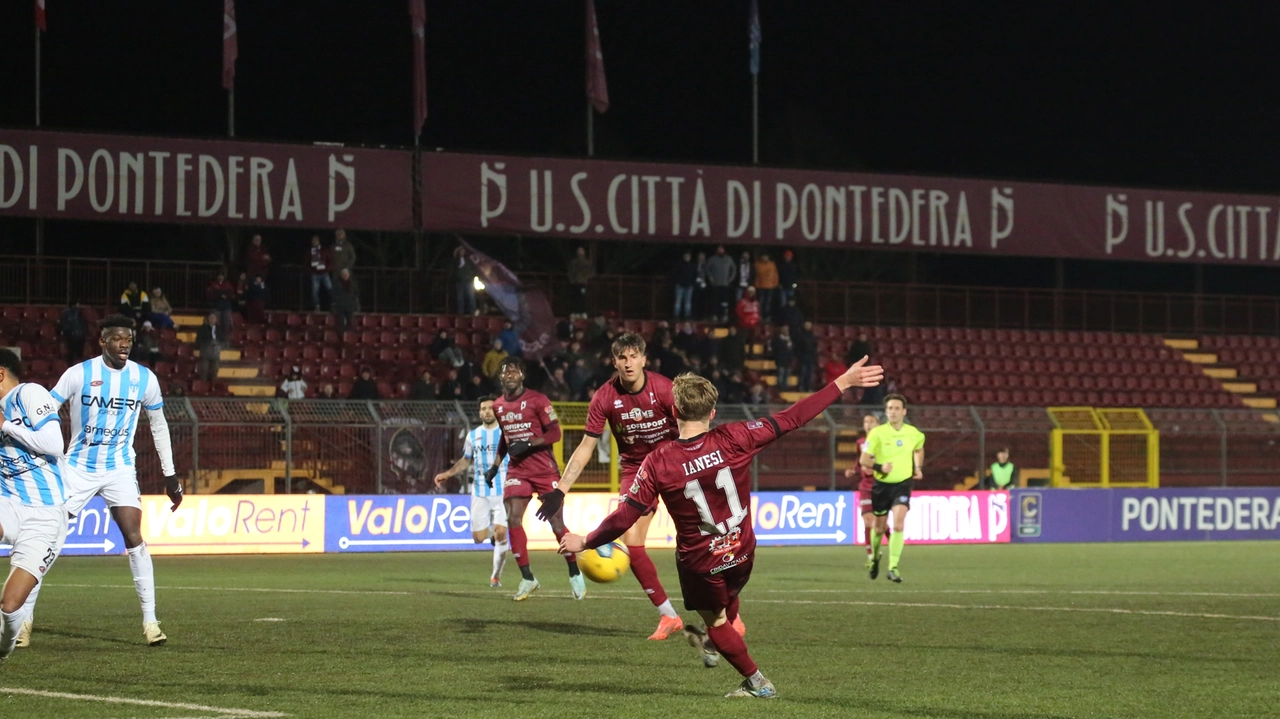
[492,539,509,579]
[127,544,158,625]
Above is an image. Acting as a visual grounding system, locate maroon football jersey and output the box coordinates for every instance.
[624,383,842,575]
[585,370,678,479]
[492,388,561,481]
[855,436,875,492]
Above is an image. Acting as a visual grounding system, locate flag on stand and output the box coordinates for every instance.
[34,0,47,31]
[409,0,428,137]
[586,0,609,113]
[458,241,562,360]
[749,0,761,75]
[222,0,238,90]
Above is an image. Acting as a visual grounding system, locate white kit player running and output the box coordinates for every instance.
[434,396,511,587]
[0,349,69,665]
[18,316,184,649]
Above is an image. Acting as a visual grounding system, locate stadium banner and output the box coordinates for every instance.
[0,497,127,558]
[140,495,326,555]
[422,151,1280,268]
[1011,488,1280,543]
[852,491,1011,545]
[0,128,414,231]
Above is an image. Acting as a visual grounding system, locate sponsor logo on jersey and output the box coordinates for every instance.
[90,380,104,387]
[621,407,655,422]
[81,395,142,411]
[613,399,624,408]
[501,412,522,422]
[503,478,522,487]
[747,420,764,430]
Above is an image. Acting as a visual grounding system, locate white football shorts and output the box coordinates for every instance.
[0,496,68,581]
[62,465,142,517]
[470,494,508,532]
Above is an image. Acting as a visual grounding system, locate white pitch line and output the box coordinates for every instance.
[0,686,287,718]
[755,588,1280,598]
[57,583,415,596]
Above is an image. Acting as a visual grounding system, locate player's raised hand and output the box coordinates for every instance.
[559,532,587,555]
[834,356,884,391]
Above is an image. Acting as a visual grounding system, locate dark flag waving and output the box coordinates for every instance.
[458,241,561,360]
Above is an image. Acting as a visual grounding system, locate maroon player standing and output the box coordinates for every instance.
[846,412,890,568]
[486,357,585,602]
[554,333,691,641]
[560,357,883,698]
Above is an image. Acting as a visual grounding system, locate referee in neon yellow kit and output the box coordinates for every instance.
[859,394,924,583]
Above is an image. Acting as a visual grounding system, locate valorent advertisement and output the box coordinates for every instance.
[140,495,325,555]
[853,491,1012,544]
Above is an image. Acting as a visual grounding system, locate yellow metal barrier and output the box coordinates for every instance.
[551,402,620,493]
[1048,407,1159,488]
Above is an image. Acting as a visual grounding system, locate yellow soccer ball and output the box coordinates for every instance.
[579,541,631,584]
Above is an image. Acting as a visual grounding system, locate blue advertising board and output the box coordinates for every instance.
[0,496,127,558]
[1012,488,1280,543]
[326,495,486,553]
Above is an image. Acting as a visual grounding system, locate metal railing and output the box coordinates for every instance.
[4,253,1280,335]
[96,400,1280,496]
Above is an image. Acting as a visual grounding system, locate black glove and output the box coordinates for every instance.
[484,465,500,489]
[535,489,565,521]
[164,474,184,510]
[508,439,532,458]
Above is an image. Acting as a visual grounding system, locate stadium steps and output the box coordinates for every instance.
[1166,338,1279,412]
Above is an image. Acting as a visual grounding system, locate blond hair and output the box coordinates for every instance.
[672,372,718,422]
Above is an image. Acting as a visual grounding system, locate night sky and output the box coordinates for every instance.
[3,1,1280,293]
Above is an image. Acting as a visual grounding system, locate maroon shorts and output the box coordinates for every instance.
[856,489,875,516]
[676,556,754,613]
[503,473,559,499]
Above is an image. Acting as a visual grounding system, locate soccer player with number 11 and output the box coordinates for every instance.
[560,356,883,698]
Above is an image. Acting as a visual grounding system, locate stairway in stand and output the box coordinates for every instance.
[172,315,276,397]
[1165,338,1279,421]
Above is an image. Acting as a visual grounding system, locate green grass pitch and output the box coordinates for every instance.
[1,542,1277,718]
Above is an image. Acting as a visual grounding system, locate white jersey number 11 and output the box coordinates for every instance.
[684,468,748,536]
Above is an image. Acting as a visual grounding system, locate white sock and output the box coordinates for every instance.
[20,579,41,623]
[748,670,767,687]
[1,610,20,656]
[492,540,509,580]
[127,544,158,625]
[656,599,678,619]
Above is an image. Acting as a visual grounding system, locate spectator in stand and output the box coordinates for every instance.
[648,320,672,349]
[794,320,818,392]
[722,372,747,403]
[746,382,768,405]
[409,369,437,400]
[234,272,250,319]
[131,321,161,368]
[438,340,466,370]
[206,272,236,341]
[348,367,381,400]
[497,321,521,356]
[331,268,361,334]
[718,324,746,372]
[823,351,846,387]
[567,246,595,318]
[452,246,477,315]
[672,250,697,320]
[59,301,87,364]
[778,249,799,306]
[119,282,150,322]
[482,339,508,381]
[673,322,698,356]
[196,313,222,382]
[771,324,795,391]
[462,373,487,401]
[429,330,454,359]
[149,287,175,329]
[245,234,272,284]
[735,286,761,334]
[754,252,779,321]
[438,368,464,400]
[544,366,571,401]
[307,234,333,311]
[244,275,269,324]
[331,229,357,279]
[169,383,186,398]
[280,366,308,400]
[735,250,754,302]
[693,250,709,319]
[567,356,588,400]
[846,331,873,366]
[778,296,804,335]
[703,245,736,323]
[319,383,337,399]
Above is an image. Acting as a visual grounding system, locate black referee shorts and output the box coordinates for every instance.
[870,479,913,516]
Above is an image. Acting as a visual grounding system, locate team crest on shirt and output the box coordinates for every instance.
[896,439,904,446]
[90,380,104,387]
[747,421,763,430]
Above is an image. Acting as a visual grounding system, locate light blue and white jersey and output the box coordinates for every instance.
[463,425,507,498]
[51,357,163,475]
[0,383,67,506]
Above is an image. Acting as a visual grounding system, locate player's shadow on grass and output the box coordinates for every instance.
[32,628,142,647]
[455,618,631,637]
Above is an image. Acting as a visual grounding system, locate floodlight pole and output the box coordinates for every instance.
[587,99,595,157]
[752,72,759,165]
[227,87,235,137]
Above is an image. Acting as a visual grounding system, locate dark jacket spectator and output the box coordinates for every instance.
[131,321,161,367]
[307,235,333,310]
[794,321,818,391]
[736,251,754,296]
[497,322,521,356]
[408,370,437,400]
[245,234,272,280]
[778,250,799,297]
[846,333,873,365]
[567,357,588,400]
[348,369,381,400]
[771,325,795,390]
[59,302,87,363]
[331,268,360,333]
[718,326,746,372]
[544,367,572,401]
[331,229,357,276]
[206,273,236,337]
[451,246,478,315]
[438,369,464,400]
[195,313,223,382]
[430,331,455,359]
[778,297,805,333]
[567,246,594,315]
[703,246,736,322]
[245,276,269,324]
[671,251,698,320]
[119,282,150,321]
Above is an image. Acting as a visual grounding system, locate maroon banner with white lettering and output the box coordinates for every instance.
[0,129,414,231]
[422,152,1280,267]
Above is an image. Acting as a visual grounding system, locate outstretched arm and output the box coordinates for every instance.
[558,434,599,494]
[559,498,646,554]
[434,455,472,487]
